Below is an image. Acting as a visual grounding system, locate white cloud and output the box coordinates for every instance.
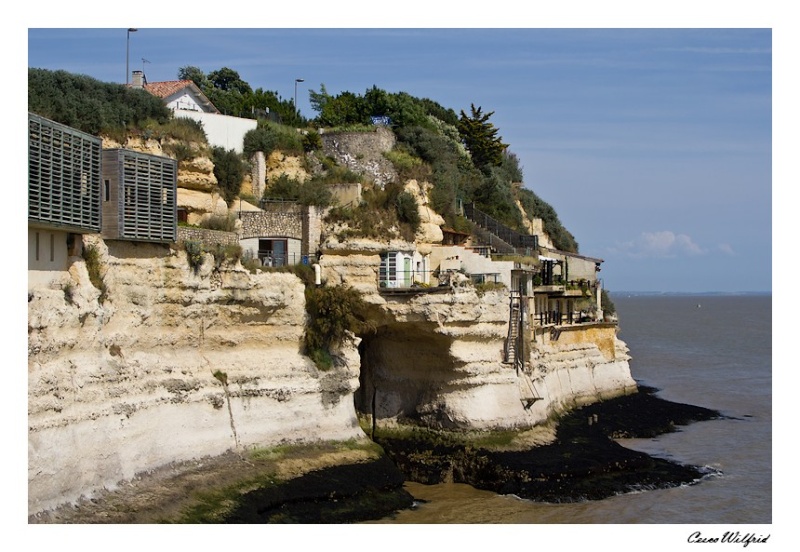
[718,243,736,256]
[612,231,706,258]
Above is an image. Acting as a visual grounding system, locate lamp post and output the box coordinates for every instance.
[126,28,138,85]
[294,78,304,120]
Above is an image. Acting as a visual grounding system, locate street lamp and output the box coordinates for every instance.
[126,28,138,85]
[294,78,304,120]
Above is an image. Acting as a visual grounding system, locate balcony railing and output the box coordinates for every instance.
[257,252,318,267]
[536,310,598,325]
[377,269,504,291]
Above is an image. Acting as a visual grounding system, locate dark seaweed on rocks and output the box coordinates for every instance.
[377,386,723,503]
[220,456,414,523]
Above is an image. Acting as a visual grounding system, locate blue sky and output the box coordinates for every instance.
[24,11,776,293]
[14,4,792,544]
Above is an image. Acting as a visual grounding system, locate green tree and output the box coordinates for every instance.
[309,83,332,114]
[208,67,252,94]
[457,104,508,170]
[211,147,244,205]
[316,91,367,127]
[473,166,523,230]
[178,66,208,88]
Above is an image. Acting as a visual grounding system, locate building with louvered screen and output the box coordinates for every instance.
[101,149,177,243]
[28,113,102,232]
[28,113,102,279]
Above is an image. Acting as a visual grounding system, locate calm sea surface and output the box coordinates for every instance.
[371,294,772,526]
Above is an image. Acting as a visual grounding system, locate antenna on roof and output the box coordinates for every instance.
[141,58,151,84]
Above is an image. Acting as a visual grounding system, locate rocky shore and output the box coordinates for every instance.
[378,385,722,504]
[30,385,721,523]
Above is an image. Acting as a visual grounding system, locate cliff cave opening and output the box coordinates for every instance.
[354,323,458,428]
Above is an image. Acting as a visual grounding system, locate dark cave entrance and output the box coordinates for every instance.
[354,324,457,428]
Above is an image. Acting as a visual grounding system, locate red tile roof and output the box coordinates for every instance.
[143,80,196,99]
[142,80,219,113]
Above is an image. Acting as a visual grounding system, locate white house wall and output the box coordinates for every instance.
[430,245,514,288]
[174,111,257,154]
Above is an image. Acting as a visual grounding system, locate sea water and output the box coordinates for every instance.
[371,294,772,527]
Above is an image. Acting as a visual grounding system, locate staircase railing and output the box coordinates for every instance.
[504,292,521,365]
[463,203,538,253]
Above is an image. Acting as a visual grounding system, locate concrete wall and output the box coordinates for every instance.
[541,248,601,283]
[28,228,73,289]
[329,183,362,207]
[565,255,600,282]
[174,110,257,154]
[430,245,514,288]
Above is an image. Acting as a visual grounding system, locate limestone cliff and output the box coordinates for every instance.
[28,236,363,515]
[319,250,635,431]
[29,135,635,517]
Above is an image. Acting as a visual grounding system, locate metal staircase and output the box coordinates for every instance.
[463,202,538,255]
[504,293,521,366]
[504,292,542,409]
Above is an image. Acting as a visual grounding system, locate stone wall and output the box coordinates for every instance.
[177,227,239,248]
[239,203,303,239]
[329,183,362,207]
[320,127,398,188]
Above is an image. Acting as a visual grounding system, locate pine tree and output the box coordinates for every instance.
[457,104,508,170]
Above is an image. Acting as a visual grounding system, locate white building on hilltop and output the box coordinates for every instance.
[131,71,257,154]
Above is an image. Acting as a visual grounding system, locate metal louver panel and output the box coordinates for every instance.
[28,113,102,232]
[108,149,177,243]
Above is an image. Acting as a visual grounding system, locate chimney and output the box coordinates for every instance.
[131,70,144,89]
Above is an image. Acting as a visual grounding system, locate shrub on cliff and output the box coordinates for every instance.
[28,68,171,136]
[211,147,244,205]
[325,182,419,241]
[243,121,304,158]
[263,174,334,207]
[303,285,370,370]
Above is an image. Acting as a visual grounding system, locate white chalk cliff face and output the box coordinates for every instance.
[28,155,636,516]
[28,231,636,515]
[320,251,636,431]
[28,236,364,515]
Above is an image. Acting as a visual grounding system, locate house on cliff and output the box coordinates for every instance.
[379,250,432,288]
[238,200,324,266]
[28,113,102,288]
[132,71,257,154]
[28,113,180,292]
[101,149,178,243]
